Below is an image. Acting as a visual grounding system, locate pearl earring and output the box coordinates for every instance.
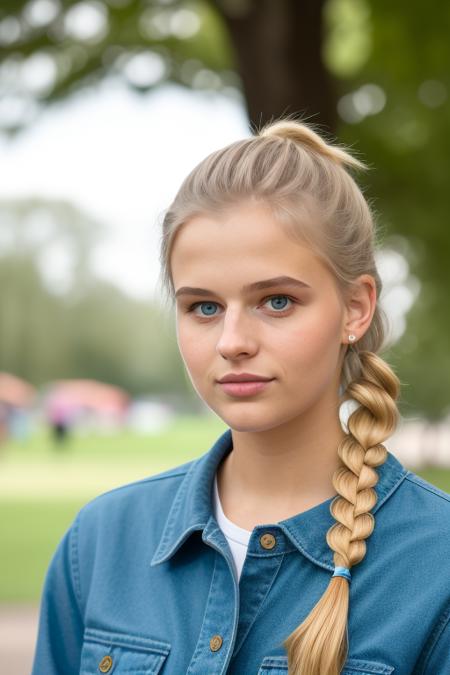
[348,334,356,342]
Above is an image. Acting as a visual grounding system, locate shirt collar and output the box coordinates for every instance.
[150,427,408,571]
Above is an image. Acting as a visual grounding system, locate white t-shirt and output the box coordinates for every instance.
[212,473,252,582]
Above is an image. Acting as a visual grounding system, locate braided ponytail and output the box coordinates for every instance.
[159,116,402,673]
[283,349,400,674]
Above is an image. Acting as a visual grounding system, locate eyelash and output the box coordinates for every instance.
[185,294,297,318]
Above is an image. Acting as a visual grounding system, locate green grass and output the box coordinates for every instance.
[2,414,227,462]
[415,466,450,493]
[0,415,228,499]
[1,416,450,602]
[1,499,86,602]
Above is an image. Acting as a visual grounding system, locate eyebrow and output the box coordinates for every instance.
[174,276,311,299]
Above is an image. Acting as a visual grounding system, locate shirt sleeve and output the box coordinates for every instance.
[420,605,450,674]
[31,515,85,675]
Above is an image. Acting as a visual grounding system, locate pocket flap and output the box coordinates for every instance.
[80,627,171,674]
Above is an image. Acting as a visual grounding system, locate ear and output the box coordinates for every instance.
[342,274,377,345]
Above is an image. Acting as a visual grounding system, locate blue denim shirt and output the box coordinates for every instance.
[31,427,450,674]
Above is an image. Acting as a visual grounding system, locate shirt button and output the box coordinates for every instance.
[260,533,276,549]
[98,655,113,672]
[210,635,223,651]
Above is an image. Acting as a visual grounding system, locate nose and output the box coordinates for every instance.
[216,307,258,359]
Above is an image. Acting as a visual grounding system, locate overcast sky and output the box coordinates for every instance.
[0,78,249,299]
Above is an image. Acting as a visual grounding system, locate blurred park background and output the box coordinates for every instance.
[1,0,450,672]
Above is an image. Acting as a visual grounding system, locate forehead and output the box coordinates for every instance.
[170,202,333,291]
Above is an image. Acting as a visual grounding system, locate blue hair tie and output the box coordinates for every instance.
[332,566,352,583]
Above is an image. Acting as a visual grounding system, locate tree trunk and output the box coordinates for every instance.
[217,0,336,133]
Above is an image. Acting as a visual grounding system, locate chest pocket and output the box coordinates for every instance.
[80,627,171,674]
[257,655,395,674]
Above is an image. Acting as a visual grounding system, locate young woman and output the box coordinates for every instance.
[31,119,450,675]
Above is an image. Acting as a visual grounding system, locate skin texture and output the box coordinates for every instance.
[171,200,377,529]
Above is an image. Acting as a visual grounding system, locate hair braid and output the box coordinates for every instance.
[283,350,401,674]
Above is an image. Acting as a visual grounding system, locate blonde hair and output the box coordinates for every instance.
[158,117,401,674]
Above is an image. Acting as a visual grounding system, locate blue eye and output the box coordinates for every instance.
[267,296,291,311]
[191,302,218,316]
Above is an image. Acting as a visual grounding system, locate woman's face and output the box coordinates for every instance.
[171,201,350,432]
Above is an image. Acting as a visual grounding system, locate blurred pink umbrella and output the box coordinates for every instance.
[46,379,130,417]
[0,372,35,407]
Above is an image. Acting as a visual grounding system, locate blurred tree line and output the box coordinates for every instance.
[0,197,188,398]
[0,0,449,419]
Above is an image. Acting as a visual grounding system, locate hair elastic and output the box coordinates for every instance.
[332,566,352,583]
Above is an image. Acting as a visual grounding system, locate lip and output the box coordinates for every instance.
[218,380,274,397]
[217,372,273,383]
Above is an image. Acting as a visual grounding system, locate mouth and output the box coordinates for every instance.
[217,373,274,383]
[217,379,275,397]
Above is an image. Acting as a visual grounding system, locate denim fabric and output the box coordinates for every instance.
[31,427,450,674]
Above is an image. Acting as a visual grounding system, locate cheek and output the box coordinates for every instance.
[281,308,342,368]
[176,321,207,373]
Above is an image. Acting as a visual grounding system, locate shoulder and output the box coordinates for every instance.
[372,454,450,556]
[374,463,450,587]
[73,456,197,533]
[66,456,201,592]
[375,449,450,530]
[43,456,202,623]
[383,461,450,529]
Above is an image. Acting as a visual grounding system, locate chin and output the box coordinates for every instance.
[220,412,284,434]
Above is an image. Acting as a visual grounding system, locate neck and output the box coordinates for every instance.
[216,394,347,529]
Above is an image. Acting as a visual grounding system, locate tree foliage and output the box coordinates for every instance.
[0,197,193,400]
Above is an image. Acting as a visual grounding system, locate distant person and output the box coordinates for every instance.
[47,398,72,446]
[32,119,450,674]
